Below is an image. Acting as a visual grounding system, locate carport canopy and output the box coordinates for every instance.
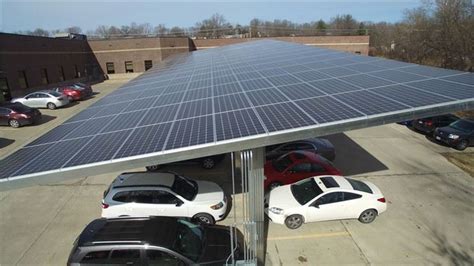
[0,39,473,191]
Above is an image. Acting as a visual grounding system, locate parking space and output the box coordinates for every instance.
[1,80,473,265]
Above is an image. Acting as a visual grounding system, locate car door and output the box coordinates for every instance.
[22,93,39,107]
[0,108,10,125]
[128,190,162,217]
[145,249,188,266]
[305,192,346,222]
[153,190,187,217]
[36,93,50,107]
[341,192,364,219]
[283,162,313,184]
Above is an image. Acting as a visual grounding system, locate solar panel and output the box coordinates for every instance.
[1,39,473,187]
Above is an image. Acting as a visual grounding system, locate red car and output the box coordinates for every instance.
[0,102,42,128]
[264,151,342,190]
[52,83,93,101]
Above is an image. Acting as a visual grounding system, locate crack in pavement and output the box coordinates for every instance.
[341,221,371,265]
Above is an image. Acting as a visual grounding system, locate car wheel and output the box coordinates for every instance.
[47,102,57,110]
[269,182,282,190]
[193,213,215,225]
[201,158,215,169]
[146,165,162,172]
[455,140,469,151]
[285,214,304,229]
[9,119,20,128]
[358,209,378,224]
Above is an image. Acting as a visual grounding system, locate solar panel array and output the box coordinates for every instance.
[1,40,473,181]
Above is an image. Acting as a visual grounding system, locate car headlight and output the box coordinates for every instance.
[269,207,284,215]
[448,134,459,139]
[210,202,224,210]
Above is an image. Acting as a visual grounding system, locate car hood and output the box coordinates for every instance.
[194,181,224,203]
[198,225,244,264]
[268,185,301,209]
[436,126,468,136]
[11,98,24,102]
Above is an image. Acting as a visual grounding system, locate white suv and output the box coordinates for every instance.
[102,172,227,224]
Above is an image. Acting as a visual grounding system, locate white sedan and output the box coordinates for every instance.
[266,175,387,229]
[11,90,69,109]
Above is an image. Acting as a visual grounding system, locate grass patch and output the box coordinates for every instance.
[441,152,474,177]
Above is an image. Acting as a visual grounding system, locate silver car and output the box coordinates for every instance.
[11,91,69,109]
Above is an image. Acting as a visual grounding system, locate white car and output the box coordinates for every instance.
[102,172,227,224]
[11,90,69,109]
[266,175,387,229]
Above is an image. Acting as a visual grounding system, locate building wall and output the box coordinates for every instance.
[0,33,104,99]
[193,36,370,55]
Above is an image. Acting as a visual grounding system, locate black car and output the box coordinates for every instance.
[0,102,42,128]
[265,138,336,161]
[433,119,474,150]
[146,154,226,171]
[412,114,459,134]
[67,216,245,266]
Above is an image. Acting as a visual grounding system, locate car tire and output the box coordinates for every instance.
[455,140,469,151]
[284,214,304,229]
[193,213,215,225]
[9,119,20,128]
[146,165,162,172]
[47,102,57,110]
[201,158,215,169]
[358,209,378,224]
[268,182,282,190]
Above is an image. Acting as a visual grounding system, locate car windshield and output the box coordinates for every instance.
[49,91,63,97]
[346,178,372,194]
[72,84,86,90]
[173,219,204,262]
[272,154,293,172]
[171,175,198,201]
[450,120,474,133]
[290,178,323,205]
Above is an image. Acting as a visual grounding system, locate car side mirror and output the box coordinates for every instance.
[176,201,183,207]
[312,203,320,208]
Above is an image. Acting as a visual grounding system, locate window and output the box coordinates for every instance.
[315,192,344,205]
[125,61,134,73]
[146,250,185,265]
[106,62,115,74]
[343,192,362,201]
[281,144,298,152]
[156,191,182,204]
[80,250,110,264]
[346,178,372,194]
[40,68,49,84]
[296,143,313,150]
[0,107,10,116]
[320,176,339,188]
[291,178,323,205]
[74,65,80,78]
[311,163,326,173]
[58,66,66,81]
[0,78,11,101]
[355,51,361,55]
[144,60,153,71]
[112,191,131,202]
[18,71,28,89]
[109,249,140,265]
[289,163,312,173]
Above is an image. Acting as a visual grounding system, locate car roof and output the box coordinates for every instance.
[313,175,354,192]
[77,216,180,248]
[112,172,175,189]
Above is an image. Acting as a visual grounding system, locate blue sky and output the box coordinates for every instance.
[1,0,421,33]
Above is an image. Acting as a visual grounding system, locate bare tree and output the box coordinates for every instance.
[29,28,50,37]
[154,24,169,36]
[65,26,82,34]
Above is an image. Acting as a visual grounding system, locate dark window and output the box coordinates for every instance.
[315,192,344,205]
[144,60,153,71]
[112,191,131,202]
[293,152,306,160]
[40,68,49,84]
[296,143,313,150]
[106,62,115,74]
[125,61,134,73]
[0,107,10,115]
[320,176,339,188]
[281,143,298,152]
[355,51,361,55]
[346,178,372,194]
[171,175,197,201]
[0,78,11,101]
[146,250,184,265]
[74,65,80,78]
[273,154,293,172]
[58,66,66,81]
[311,163,326,173]
[291,178,323,205]
[156,191,182,204]
[343,192,362,201]
[109,249,140,265]
[289,163,312,173]
[80,250,110,264]
[18,71,28,89]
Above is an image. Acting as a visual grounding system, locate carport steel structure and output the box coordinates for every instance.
[1,40,473,265]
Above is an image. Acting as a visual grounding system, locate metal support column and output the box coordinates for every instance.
[237,148,265,265]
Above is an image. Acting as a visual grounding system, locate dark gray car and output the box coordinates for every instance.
[266,138,336,161]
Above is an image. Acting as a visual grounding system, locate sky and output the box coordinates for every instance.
[1,0,422,33]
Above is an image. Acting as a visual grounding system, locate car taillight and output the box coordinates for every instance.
[425,121,433,126]
[377,197,386,203]
[19,114,30,119]
[102,202,109,209]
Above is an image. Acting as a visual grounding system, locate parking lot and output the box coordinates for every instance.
[0,79,473,265]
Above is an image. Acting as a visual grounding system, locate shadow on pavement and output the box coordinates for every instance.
[36,114,56,125]
[325,133,388,176]
[0,138,15,149]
